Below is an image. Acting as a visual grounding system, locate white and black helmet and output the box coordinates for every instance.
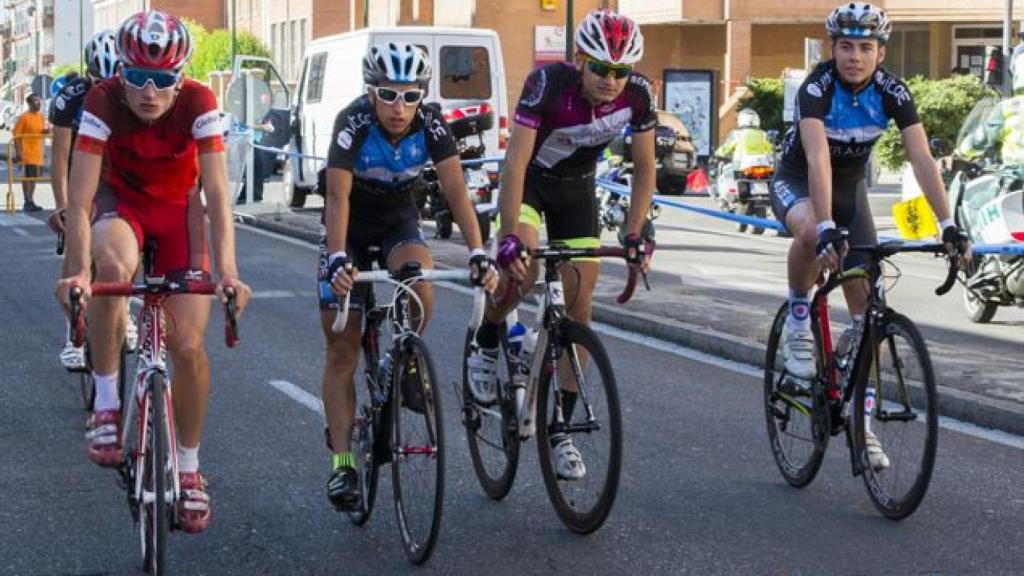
[362,42,432,86]
[85,29,120,81]
[826,3,891,43]
[737,109,761,129]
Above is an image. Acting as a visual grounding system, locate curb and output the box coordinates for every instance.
[243,215,1024,439]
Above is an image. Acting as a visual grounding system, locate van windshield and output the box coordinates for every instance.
[440,46,491,100]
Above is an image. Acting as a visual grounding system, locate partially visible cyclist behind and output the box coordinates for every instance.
[318,41,498,511]
[54,10,251,533]
[957,50,1024,165]
[467,9,656,480]
[48,29,131,372]
[772,2,970,469]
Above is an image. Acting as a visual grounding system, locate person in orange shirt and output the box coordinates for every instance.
[13,93,48,212]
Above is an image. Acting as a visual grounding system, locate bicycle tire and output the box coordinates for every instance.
[462,327,520,500]
[391,335,444,564]
[851,312,938,520]
[141,372,169,574]
[536,320,621,535]
[347,406,380,526]
[80,342,95,410]
[763,302,829,488]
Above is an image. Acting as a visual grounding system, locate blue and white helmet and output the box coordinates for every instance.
[362,42,432,86]
[826,3,891,44]
[85,29,120,80]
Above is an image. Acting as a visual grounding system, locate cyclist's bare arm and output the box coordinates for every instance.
[626,128,656,237]
[56,149,103,310]
[435,155,484,251]
[199,149,251,315]
[324,167,357,296]
[48,125,73,232]
[800,117,834,225]
[902,123,952,222]
[497,122,537,240]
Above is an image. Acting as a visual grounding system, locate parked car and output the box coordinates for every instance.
[655,110,697,195]
[288,26,509,208]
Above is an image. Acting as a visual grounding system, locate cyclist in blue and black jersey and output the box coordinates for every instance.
[317,42,499,510]
[773,3,970,469]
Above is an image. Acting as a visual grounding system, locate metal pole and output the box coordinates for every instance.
[1004,0,1013,95]
[34,0,40,78]
[245,71,254,205]
[565,0,573,62]
[231,0,237,71]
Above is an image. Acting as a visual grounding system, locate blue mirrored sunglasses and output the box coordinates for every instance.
[123,67,180,91]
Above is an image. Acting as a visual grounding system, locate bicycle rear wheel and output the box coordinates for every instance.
[763,303,829,487]
[140,372,171,574]
[347,404,380,526]
[462,327,520,500]
[391,335,444,564]
[536,320,621,534]
[851,312,938,520]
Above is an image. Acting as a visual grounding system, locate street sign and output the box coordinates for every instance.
[31,74,53,97]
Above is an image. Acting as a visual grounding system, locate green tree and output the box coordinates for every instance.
[739,78,785,133]
[875,74,997,170]
[187,28,272,83]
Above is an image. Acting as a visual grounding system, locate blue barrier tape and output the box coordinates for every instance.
[460,156,505,167]
[596,178,1024,255]
[596,178,788,233]
[252,143,327,162]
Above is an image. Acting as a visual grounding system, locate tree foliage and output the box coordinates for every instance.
[739,78,785,133]
[186,22,272,83]
[875,74,997,170]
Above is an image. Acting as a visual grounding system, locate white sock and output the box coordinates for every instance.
[93,373,121,411]
[177,440,200,474]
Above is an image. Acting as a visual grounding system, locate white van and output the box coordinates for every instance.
[287,26,508,207]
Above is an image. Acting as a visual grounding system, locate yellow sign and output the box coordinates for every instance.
[541,0,557,11]
[892,194,939,240]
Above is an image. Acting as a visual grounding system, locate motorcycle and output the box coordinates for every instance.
[596,125,673,243]
[707,149,775,235]
[946,97,1024,323]
[417,102,497,242]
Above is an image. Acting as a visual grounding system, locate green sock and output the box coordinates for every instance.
[332,451,355,470]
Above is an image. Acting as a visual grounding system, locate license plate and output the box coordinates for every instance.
[751,182,770,196]
[673,152,690,166]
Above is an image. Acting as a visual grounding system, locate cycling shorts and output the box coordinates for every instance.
[93,184,210,276]
[770,172,877,270]
[318,201,427,311]
[517,165,600,260]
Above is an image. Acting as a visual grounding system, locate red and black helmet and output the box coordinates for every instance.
[575,10,644,65]
[117,11,193,73]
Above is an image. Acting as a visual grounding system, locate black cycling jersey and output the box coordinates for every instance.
[49,76,91,137]
[777,60,920,179]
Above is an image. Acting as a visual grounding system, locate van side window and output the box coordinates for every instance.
[440,46,491,100]
[306,53,328,104]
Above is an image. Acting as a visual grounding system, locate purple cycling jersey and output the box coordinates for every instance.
[514,62,657,177]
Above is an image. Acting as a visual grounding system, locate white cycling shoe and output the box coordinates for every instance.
[59,341,87,372]
[552,435,586,480]
[864,430,891,471]
[466,344,499,404]
[783,323,817,380]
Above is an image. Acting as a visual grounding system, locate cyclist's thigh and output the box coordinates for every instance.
[383,202,431,272]
[320,307,363,348]
[842,178,877,272]
[91,187,141,277]
[771,173,813,237]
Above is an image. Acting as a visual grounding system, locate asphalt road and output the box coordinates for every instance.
[2,215,1023,575]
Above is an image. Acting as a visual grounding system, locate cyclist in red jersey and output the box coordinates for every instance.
[54,11,252,534]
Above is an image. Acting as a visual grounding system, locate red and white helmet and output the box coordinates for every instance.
[117,11,193,73]
[575,10,644,65]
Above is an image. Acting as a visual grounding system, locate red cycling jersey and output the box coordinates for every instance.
[76,77,224,206]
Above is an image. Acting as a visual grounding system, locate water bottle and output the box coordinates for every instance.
[834,315,864,373]
[507,322,526,358]
[522,327,538,362]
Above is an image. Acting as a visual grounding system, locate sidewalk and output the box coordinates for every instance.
[237,181,1024,438]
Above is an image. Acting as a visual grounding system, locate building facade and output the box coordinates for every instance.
[2,0,55,101]
[92,0,223,33]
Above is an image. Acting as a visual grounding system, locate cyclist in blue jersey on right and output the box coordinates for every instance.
[773,3,970,470]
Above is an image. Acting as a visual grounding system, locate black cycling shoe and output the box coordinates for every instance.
[327,466,360,511]
[400,359,426,414]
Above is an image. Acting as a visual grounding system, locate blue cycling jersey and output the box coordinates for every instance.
[777,59,920,179]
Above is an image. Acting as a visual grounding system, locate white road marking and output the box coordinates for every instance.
[268,379,324,415]
[251,289,305,299]
[11,226,30,237]
[254,220,1024,450]
[0,213,44,227]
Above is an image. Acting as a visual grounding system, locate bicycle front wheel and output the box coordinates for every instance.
[851,312,938,520]
[391,335,444,564]
[462,327,519,500]
[141,372,170,574]
[536,320,621,534]
[763,303,829,487]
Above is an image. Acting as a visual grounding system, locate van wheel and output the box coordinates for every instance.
[288,185,309,208]
[437,213,454,239]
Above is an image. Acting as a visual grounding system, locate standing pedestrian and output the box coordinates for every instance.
[13,93,48,212]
